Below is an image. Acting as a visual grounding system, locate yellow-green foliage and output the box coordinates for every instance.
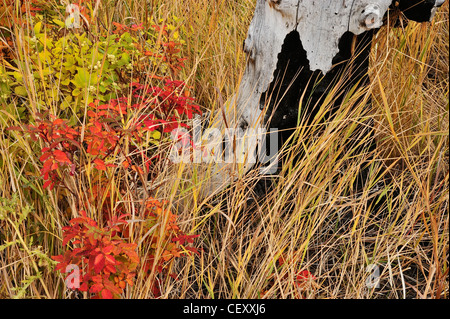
[1,9,187,126]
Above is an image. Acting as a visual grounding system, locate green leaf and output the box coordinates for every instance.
[0,82,10,94]
[38,51,52,62]
[12,275,40,299]
[98,84,107,93]
[121,32,132,44]
[72,87,82,97]
[60,77,71,86]
[34,21,42,35]
[73,68,98,88]
[73,68,88,87]
[14,86,28,97]
[152,130,161,140]
[53,19,66,28]
[42,36,55,50]
[117,52,130,67]
[0,240,16,251]
[60,100,70,110]
[10,72,23,82]
[63,56,77,73]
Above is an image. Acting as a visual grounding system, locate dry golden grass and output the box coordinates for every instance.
[0,0,448,299]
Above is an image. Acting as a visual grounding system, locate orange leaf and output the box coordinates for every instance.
[162,250,172,261]
[93,158,106,170]
[131,165,144,174]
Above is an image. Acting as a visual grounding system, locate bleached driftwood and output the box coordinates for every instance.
[197,0,446,195]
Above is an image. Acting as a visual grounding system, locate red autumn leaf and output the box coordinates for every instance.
[103,246,114,255]
[43,158,53,170]
[185,246,200,255]
[172,234,199,245]
[43,180,53,189]
[62,232,77,246]
[90,283,103,294]
[70,217,87,225]
[93,253,105,273]
[104,265,117,274]
[51,255,64,263]
[296,270,316,283]
[53,150,71,164]
[39,151,52,162]
[152,284,161,298]
[88,235,97,247]
[91,274,103,283]
[104,280,122,295]
[278,254,287,267]
[169,273,178,280]
[79,282,89,292]
[6,126,22,131]
[93,158,107,170]
[53,119,64,125]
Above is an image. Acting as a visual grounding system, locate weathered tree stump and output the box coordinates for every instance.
[201,0,445,195]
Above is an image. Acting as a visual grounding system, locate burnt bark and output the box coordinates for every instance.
[261,29,376,152]
[202,0,446,195]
